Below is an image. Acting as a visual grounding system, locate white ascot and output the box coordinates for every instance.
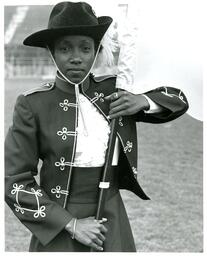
[73,93,119,167]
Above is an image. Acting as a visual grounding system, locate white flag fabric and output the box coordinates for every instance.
[92,0,203,121]
[115,19,138,93]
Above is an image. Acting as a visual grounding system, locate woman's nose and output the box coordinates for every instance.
[70,57,82,64]
[70,49,82,64]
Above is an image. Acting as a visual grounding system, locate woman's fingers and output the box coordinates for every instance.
[71,216,108,250]
[109,104,127,115]
[99,224,108,233]
[105,92,149,119]
[92,236,103,246]
[105,91,127,102]
[97,231,106,241]
[94,217,107,224]
[105,92,135,118]
[109,110,130,120]
[109,97,124,108]
[89,242,103,251]
[92,221,108,236]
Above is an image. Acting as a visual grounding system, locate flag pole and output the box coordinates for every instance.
[90,116,118,252]
[90,8,138,252]
[95,117,118,218]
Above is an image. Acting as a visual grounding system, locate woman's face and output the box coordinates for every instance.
[53,35,95,84]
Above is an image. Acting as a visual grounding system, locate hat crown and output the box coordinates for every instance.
[23,1,112,48]
[48,2,99,29]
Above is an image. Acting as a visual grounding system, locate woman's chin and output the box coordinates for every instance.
[65,73,86,84]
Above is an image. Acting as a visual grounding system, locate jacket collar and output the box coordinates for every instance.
[55,71,90,94]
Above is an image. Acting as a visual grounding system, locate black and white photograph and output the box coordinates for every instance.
[3,0,204,253]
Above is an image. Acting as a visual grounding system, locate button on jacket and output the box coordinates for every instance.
[5,74,189,247]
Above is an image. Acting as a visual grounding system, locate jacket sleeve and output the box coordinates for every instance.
[135,86,189,123]
[5,95,73,246]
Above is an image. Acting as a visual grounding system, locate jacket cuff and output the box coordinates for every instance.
[145,87,189,113]
[32,206,73,246]
[142,94,163,114]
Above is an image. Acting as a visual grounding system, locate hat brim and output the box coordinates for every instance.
[23,16,113,48]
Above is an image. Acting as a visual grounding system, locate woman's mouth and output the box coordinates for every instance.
[67,69,84,73]
[65,69,86,82]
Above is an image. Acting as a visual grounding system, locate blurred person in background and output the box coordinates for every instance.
[5,1,188,252]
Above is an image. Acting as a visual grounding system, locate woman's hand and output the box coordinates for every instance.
[105,91,150,119]
[65,216,108,251]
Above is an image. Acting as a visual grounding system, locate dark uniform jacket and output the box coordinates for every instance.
[5,74,188,247]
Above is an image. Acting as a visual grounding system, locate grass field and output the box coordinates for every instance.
[4,78,203,252]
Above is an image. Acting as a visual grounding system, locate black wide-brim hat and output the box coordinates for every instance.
[23,1,113,48]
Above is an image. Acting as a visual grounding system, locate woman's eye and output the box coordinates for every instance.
[60,46,70,52]
[82,46,91,52]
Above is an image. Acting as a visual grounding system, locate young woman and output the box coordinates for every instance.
[5,1,189,252]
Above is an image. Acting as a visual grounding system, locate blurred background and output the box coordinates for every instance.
[4,0,203,252]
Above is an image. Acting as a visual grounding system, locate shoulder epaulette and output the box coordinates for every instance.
[23,82,55,96]
[93,74,116,83]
